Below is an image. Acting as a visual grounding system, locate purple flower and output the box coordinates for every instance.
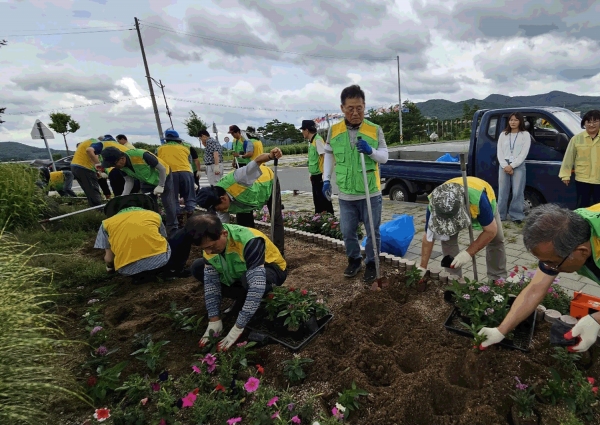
[484,308,495,316]
[526,271,535,279]
[87,298,100,304]
[478,285,491,293]
[462,294,471,300]
[95,345,108,356]
[90,326,103,336]
[287,402,295,411]
[515,377,528,391]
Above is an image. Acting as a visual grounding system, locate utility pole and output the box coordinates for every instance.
[135,17,163,141]
[397,55,403,144]
[148,76,174,129]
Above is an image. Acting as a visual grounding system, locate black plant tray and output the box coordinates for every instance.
[444,307,537,352]
[247,310,334,352]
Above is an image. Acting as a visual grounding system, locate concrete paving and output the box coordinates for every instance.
[280,190,600,298]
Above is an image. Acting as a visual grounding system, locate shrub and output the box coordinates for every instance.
[0,164,47,230]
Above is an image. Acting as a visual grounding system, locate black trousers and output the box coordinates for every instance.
[235,178,285,255]
[190,258,287,300]
[575,181,600,209]
[310,173,334,214]
[109,168,140,196]
[98,177,111,197]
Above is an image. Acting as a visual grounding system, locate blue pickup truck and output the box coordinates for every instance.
[381,107,583,210]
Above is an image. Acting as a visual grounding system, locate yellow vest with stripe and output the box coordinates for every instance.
[443,177,497,230]
[123,149,170,186]
[574,204,600,284]
[329,119,381,195]
[308,134,325,175]
[48,171,65,191]
[217,165,274,213]
[249,139,264,161]
[157,142,193,173]
[102,207,168,271]
[72,139,130,170]
[203,224,286,286]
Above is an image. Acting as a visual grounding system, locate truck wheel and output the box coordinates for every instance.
[524,188,543,214]
[389,183,416,203]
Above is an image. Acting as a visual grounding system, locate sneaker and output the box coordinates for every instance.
[513,220,522,225]
[363,262,377,283]
[343,257,363,278]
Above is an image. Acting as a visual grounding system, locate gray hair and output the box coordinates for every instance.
[523,204,590,257]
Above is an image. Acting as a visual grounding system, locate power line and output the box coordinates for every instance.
[2,25,133,33]
[0,28,133,37]
[3,96,152,116]
[140,22,396,61]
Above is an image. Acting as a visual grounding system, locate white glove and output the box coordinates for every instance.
[450,250,472,269]
[99,172,108,179]
[568,315,600,352]
[153,185,165,195]
[106,265,115,273]
[196,171,201,179]
[194,184,199,191]
[94,163,103,171]
[199,320,223,347]
[417,266,427,273]
[478,327,505,348]
[217,325,245,352]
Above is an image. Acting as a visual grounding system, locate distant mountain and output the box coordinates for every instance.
[415,90,600,120]
[0,142,68,161]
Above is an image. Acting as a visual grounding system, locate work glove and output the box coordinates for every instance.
[478,327,505,349]
[566,315,600,353]
[198,320,223,347]
[106,262,115,274]
[450,250,471,269]
[194,184,199,191]
[217,325,245,352]
[98,172,108,179]
[195,171,201,179]
[356,138,373,155]
[417,266,427,273]
[94,163,104,172]
[153,185,165,195]
[322,180,332,202]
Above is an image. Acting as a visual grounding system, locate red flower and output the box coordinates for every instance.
[256,364,264,374]
[514,265,519,272]
[301,290,308,296]
[587,377,596,385]
[288,287,296,292]
[523,266,528,270]
[192,387,200,395]
[93,408,111,422]
[593,387,598,395]
[268,294,275,299]
[87,376,97,387]
[215,383,226,392]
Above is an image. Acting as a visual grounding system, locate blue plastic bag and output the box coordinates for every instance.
[361,214,415,257]
[436,153,459,162]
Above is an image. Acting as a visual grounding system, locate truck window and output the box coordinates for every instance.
[523,115,561,149]
[487,117,498,140]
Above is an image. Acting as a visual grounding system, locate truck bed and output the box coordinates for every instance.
[388,140,469,161]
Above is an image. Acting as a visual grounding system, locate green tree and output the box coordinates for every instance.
[48,112,80,156]
[367,108,399,145]
[52,153,62,161]
[183,110,207,138]
[401,100,427,142]
[257,119,303,144]
[462,102,480,121]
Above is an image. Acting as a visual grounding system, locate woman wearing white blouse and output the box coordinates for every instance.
[496,112,531,224]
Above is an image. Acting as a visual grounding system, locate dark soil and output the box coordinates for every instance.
[58,235,600,425]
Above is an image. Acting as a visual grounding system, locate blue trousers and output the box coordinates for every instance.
[497,164,526,221]
[339,195,382,264]
[171,171,196,214]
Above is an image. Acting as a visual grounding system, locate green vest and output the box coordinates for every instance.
[216,166,274,213]
[233,138,249,165]
[182,142,197,172]
[122,149,166,187]
[574,206,600,284]
[328,119,381,195]
[308,134,325,175]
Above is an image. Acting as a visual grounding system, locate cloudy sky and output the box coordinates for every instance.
[1,0,599,151]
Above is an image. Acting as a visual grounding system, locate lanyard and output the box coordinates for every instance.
[509,132,518,154]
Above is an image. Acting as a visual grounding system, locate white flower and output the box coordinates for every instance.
[82,312,90,318]
[335,403,346,412]
[312,422,321,425]
[506,274,521,284]
[493,294,504,303]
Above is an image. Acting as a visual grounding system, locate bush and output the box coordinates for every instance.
[0,233,81,423]
[0,164,47,230]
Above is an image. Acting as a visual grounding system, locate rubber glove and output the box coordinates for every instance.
[195,171,202,179]
[217,325,244,352]
[98,172,108,179]
[153,185,165,195]
[478,327,505,349]
[322,180,332,202]
[450,250,471,268]
[356,138,373,155]
[198,320,223,347]
[566,315,600,352]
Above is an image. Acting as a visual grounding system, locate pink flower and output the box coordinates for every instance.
[244,376,260,393]
[332,407,344,420]
[95,346,108,356]
[593,387,598,394]
[236,341,248,347]
[227,418,242,425]
[90,326,103,336]
[287,402,295,411]
[140,398,148,406]
[587,377,596,385]
[548,287,554,293]
[291,416,301,424]
[192,365,201,373]
[271,411,280,419]
[202,353,217,365]
[182,391,197,408]
[159,420,167,425]
[93,408,111,422]
[267,396,279,407]
[151,382,160,392]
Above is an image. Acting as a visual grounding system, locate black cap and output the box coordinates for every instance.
[100,147,125,168]
[299,119,317,131]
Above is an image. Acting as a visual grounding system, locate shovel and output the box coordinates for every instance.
[270,157,278,242]
[358,139,382,291]
[459,153,479,281]
[38,203,106,224]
